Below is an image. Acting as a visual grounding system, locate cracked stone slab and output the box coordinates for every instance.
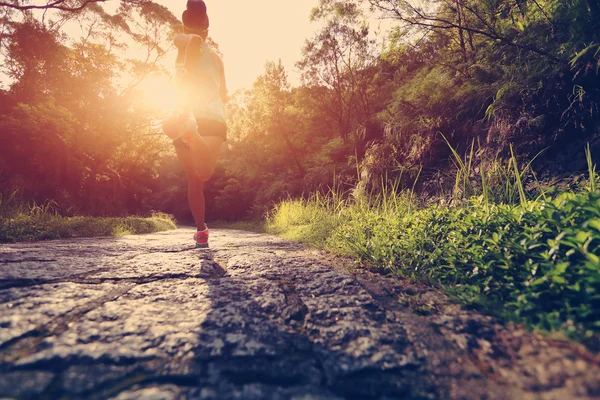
[0,282,120,346]
[0,228,597,399]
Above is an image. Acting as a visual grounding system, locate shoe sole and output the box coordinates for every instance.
[196,243,209,248]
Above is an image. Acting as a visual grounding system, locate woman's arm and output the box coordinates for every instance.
[174,33,190,50]
[184,35,204,71]
[174,33,204,69]
[174,34,203,108]
[174,33,189,65]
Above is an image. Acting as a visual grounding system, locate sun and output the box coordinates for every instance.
[137,74,179,115]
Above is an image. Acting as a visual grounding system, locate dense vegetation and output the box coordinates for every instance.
[2,0,598,222]
[1,2,182,218]
[213,0,600,218]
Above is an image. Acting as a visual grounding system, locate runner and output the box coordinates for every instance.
[162,0,227,248]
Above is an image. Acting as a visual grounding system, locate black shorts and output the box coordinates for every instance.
[173,118,227,148]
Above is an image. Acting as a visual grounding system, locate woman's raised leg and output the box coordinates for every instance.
[175,136,224,231]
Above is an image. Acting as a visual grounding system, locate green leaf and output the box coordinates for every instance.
[586,253,600,265]
[554,262,569,275]
[587,219,600,231]
[552,276,566,284]
[530,277,547,286]
[575,231,591,244]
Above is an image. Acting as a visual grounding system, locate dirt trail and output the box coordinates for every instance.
[0,228,598,399]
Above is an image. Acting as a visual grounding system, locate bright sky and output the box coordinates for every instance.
[155,0,322,92]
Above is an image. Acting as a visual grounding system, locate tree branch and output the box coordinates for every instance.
[0,0,104,12]
[0,0,148,12]
[369,0,566,64]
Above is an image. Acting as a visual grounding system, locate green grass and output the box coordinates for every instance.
[265,147,600,343]
[0,195,177,243]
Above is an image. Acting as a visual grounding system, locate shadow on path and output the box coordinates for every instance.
[180,254,427,400]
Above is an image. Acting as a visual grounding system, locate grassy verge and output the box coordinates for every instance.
[265,151,600,344]
[0,198,177,243]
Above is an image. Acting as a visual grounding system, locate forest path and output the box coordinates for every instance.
[0,228,598,399]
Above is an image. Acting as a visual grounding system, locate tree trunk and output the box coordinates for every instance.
[467,30,476,62]
[455,0,469,75]
[87,168,98,215]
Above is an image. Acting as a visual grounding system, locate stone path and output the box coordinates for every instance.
[0,229,598,399]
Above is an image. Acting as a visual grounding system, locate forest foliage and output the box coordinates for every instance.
[0,0,599,222]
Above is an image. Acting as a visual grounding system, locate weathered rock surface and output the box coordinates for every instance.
[0,228,598,399]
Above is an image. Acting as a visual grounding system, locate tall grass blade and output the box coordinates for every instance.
[476,138,489,206]
[440,132,467,202]
[586,143,596,193]
[510,145,527,205]
[466,139,475,198]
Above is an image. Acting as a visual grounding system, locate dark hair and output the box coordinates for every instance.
[182,0,209,37]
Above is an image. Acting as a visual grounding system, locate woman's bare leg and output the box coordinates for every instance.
[175,136,224,230]
[187,175,206,230]
[182,131,211,178]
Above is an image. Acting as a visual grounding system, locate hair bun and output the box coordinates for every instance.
[183,0,209,31]
[186,0,207,14]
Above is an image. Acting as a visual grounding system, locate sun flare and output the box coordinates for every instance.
[137,75,179,114]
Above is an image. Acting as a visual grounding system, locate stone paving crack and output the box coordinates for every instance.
[278,279,309,325]
[0,272,209,290]
[1,258,57,264]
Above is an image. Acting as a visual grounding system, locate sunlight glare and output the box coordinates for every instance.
[138,75,179,114]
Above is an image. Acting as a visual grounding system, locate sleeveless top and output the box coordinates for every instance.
[176,40,227,124]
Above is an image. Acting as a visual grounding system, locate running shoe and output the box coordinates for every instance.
[162,111,197,141]
[194,227,209,248]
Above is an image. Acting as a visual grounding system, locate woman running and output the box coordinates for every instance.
[162,0,227,248]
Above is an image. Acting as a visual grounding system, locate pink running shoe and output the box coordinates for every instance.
[162,111,197,141]
[194,228,209,248]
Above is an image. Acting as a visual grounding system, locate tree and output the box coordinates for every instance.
[367,0,567,63]
[298,0,378,150]
[216,61,310,214]
[0,1,180,215]
[250,61,306,176]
